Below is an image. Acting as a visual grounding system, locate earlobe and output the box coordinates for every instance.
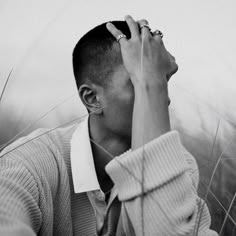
[78,84,102,114]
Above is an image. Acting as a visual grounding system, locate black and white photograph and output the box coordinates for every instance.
[0,0,235,235]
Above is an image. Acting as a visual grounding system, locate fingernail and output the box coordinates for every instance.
[106,22,112,28]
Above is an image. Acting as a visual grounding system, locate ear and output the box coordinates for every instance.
[78,84,102,114]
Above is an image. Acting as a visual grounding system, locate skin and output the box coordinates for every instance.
[87,63,134,193]
[79,16,178,193]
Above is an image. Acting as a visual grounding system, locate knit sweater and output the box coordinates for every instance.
[0,123,217,236]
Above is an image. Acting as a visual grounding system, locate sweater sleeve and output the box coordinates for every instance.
[0,158,42,236]
[105,131,218,236]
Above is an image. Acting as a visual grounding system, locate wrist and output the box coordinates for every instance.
[131,75,168,93]
[133,78,168,100]
[131,77,170,149]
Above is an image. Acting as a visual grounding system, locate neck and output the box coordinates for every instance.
[88,115,130,193]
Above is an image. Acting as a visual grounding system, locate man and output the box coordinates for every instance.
[0,15,217,235]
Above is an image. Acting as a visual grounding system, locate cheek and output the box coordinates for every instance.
[114,86,134,112]
[105,87,134,123]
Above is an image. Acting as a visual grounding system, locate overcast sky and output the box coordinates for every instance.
[1,2,236,233]
[0,0,236,134]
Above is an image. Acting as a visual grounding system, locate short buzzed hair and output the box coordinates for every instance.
[72,21,131,89]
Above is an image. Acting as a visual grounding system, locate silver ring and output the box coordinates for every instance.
[116,34,127,42]
[153,29,163,38]
[140,24,151,31]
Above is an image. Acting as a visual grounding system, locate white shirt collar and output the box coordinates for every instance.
[70,116,101,193]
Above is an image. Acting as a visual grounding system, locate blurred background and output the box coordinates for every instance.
[0,0,236,234]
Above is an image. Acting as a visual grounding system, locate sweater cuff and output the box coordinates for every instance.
[105,131,188,201]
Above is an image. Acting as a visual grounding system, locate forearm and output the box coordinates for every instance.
[132,79,170,149]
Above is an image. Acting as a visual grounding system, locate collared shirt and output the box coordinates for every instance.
[70,116,116,233]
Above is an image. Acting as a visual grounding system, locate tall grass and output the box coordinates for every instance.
[0,68,236,235]
[0,69,13,106]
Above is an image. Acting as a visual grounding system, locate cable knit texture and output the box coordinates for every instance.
[106,131,218,236]
[0,125,217,236]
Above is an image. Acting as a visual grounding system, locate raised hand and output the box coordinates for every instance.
[106,15,178,88]
[107,15,178,148]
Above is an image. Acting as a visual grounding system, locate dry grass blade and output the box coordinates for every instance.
[174,84,236,129]
[141,146,145,236]
[113,144,177,230]
[204,135,234,202]
[90,138,115,159]
[193,119,221,235]
[0,107,103,158]
[13,1,73,74]
[208,188,236,226]
[0,69,13,105]
[91,130,176,231]
[140,31,145,236]
[194,135,235,235]
[209,119,221,161]
[219,193,236,235]
[101,141,177,230]
[0,93,76,151]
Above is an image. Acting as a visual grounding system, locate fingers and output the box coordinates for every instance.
[106,16,142,44]
[137,19,151,38]
[125,15,139,39]
[152,29,163,41]
[106,15,162,45]
[106,22,127,45]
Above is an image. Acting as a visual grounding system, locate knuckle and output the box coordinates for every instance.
[139,19,148,24]
[154,36,162,44]
[143,19,149,25]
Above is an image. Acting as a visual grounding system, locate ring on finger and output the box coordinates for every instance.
[152,29,163,38]
[116,34,127,43]
[140,24,151,31]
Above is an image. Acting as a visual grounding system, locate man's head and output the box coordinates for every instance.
[73,21,135,139]
[72,20,177,141]
[73,21,131,89]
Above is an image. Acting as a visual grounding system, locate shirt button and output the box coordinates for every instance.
[95,190,105,201]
